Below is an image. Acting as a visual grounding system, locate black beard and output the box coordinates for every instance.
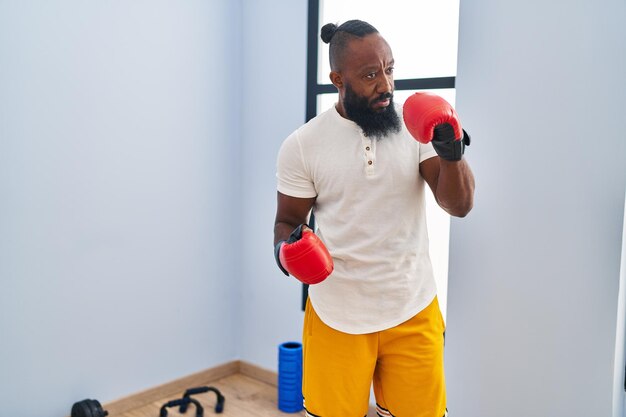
[343,84,401,139]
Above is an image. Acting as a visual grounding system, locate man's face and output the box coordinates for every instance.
[335,33,400,138]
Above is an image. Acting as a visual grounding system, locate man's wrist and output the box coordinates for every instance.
[432,129,471,161]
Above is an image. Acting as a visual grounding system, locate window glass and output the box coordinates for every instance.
[318,0,460,83]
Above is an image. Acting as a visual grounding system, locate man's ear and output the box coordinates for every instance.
[329,71,343,89]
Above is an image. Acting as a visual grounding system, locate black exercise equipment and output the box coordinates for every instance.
[160,398,203,417]
[70,385,224,417]
[71,399,108,417]
[179,386,225,414]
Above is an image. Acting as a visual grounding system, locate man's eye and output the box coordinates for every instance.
[365,72,376,79]
[386,67,394,74]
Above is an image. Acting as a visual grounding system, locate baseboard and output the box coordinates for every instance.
[239,361,278,387]
[94,360,275,416]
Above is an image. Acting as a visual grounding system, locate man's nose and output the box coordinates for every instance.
[376,73,393,94]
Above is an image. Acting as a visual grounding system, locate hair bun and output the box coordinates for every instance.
[320,23,338,44]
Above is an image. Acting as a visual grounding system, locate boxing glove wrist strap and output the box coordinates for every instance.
[274,240,289,276]
[432,125,471,161]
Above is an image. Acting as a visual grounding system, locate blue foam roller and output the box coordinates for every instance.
[278,342,304,413]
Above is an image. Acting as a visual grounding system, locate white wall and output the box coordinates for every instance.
[0,1,242,416]
[447,1,626,416]
[239,0,309,370]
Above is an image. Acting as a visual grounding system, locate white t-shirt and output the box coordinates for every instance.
[276,104,438,334]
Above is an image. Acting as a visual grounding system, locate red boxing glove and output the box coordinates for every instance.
[275,224,333,285]
[403,92,470,161]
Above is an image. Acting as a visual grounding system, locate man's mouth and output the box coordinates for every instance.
[372,98,391,109]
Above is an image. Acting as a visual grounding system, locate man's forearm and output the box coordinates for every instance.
[435,158,475,217]
[274,221,299,246]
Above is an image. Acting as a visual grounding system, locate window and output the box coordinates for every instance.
[304,0,461,320]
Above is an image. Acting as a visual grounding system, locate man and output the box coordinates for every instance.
[273,19,474,417]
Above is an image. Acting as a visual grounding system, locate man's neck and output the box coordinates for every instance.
[335,101,348,119]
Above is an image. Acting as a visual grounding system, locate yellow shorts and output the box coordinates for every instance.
[302,296,447,417]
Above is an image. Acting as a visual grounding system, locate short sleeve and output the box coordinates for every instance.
[276,131,318,198]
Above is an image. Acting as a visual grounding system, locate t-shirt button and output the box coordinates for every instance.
[366,146,370,151]
[368,160,373,165]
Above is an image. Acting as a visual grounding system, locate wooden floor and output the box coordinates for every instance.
[96,361,377,417]
[117,373,304,417]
